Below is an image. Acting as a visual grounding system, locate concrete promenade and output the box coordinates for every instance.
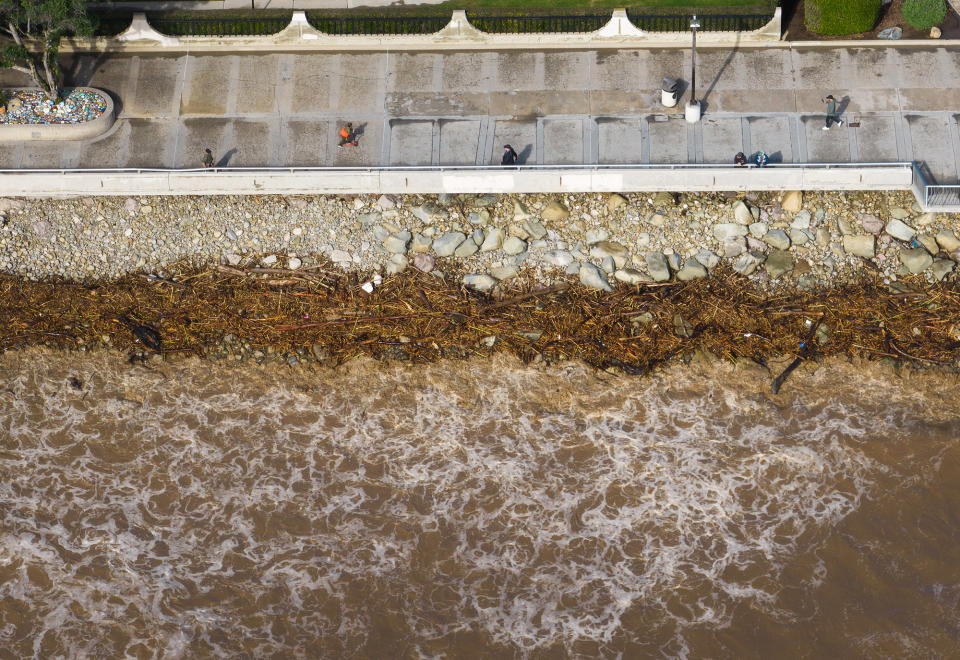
[1,47,959,185]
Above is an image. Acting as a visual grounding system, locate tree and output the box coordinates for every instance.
[0,0,93,102]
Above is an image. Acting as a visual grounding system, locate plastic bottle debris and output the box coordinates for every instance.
[0,89,107,126]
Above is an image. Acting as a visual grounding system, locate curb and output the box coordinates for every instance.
[0,88,115,142]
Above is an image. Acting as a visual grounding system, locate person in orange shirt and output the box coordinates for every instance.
[338,123,358,147]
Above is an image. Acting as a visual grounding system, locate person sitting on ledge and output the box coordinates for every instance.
[734,152,747,167]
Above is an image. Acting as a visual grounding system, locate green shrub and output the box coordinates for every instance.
[804,0,881,35]
[902,0,948,30]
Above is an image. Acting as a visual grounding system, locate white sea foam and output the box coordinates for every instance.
[0,351,958,657]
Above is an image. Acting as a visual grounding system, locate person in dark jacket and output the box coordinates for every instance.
[734,152,747,166]
[501,144,518,166]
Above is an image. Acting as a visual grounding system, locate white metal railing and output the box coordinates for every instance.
[911,162,960,210]
[0,161,915,175]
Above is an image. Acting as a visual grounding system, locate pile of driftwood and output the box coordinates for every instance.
[2,263,959,384]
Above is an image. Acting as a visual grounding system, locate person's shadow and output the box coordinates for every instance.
[837,95,851,118]
[517,144,533,165]
[216,148,237,167]
[352,122,367,144]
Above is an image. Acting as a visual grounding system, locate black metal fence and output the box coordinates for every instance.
[93,14,134,36]
[306,15,450,35]
[148,16,292,36]
[469,14,610,34]
[627,12,772,32]
[93,10,775,38]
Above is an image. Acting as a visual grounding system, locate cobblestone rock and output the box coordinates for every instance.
[842,235,876,258]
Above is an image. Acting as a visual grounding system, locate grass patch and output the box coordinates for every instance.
[804,0,881,35]
[902,0,948,30]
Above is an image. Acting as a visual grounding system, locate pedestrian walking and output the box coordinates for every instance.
[501,144,518,166]
[339,123,358,147]
[822,94,844,130]
[201,148,214,168]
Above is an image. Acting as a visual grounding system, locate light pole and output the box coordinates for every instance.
[685,14,701,124]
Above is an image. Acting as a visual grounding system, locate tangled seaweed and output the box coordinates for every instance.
[2,264,960,383]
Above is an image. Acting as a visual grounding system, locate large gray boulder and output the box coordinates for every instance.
[885,219,916,242]
[480,228,504,252]
[762,229,791,250]
[383,230,411,254]
[932,258,955,282]
[935,230,960,253]
[696,249,720,270]
[541,200,570,222]
[722,238,746,258]
[764,249,794,279]
[676,259,708,281]
[901,248,933,273]
[842,234,875,258]
[732,251,763,276]
[579,262,613,291]
[413,202,446,224]
[589,241,629,268]
[433,232,466,257]
[410,233,433,253]
[454,239,479,258]
[790,209,811,230]
[732,200,753,225]
[614,268,649,285]
[502,237,527,255]
[463,273,497,291]
[544,250,574,267]
[645,252,671,282]
[714,223,748,241]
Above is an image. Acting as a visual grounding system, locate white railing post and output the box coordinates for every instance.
[117,13,180,47]
[597,9,645,38]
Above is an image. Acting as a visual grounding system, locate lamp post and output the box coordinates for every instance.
[685,14,701,124]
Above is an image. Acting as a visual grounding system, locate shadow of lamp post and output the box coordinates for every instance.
[685,14,702,124]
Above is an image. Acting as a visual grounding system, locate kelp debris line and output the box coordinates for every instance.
[2,265,960,375]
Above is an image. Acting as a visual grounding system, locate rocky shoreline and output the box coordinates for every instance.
[1,190,958,289]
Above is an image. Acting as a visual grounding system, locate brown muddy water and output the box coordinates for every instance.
[1,349,959,658]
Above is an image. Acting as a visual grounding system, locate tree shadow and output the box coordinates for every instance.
[62,53,125,115]
[216,148,237,168]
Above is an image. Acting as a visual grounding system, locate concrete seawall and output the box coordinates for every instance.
[0,164,915,198]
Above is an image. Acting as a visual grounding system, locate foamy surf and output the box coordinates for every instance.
[1,349,958,658]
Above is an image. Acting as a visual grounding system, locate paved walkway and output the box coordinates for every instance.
[1,47,959,184]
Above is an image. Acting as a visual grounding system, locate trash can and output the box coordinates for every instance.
[661,77,679,108]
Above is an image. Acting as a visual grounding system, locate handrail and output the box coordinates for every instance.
[0,162,914,175]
